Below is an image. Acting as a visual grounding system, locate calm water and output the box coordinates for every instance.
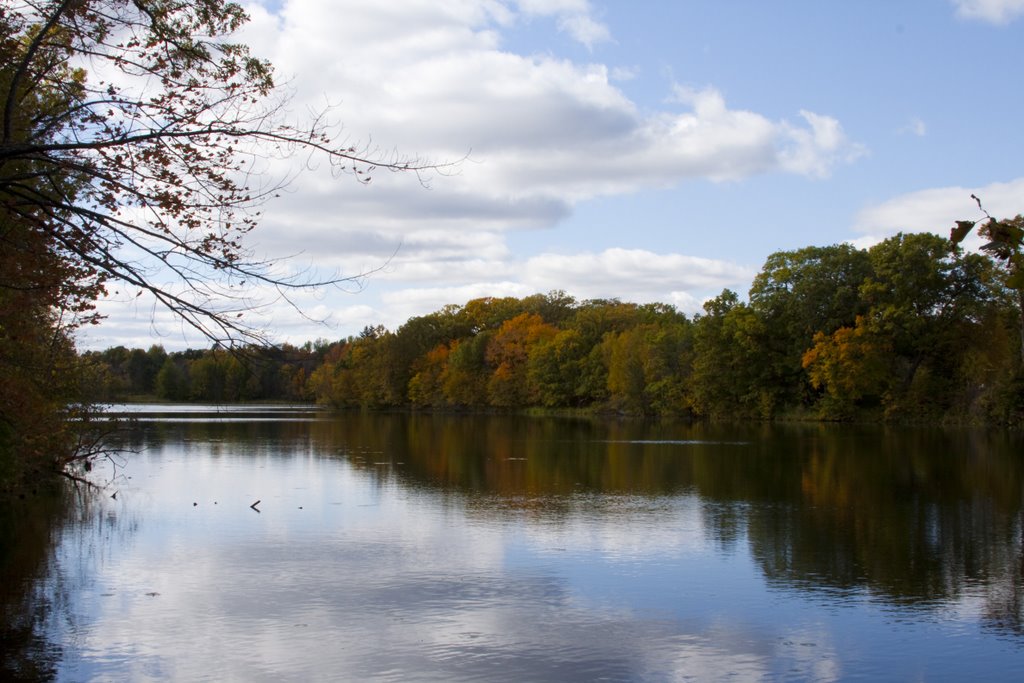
[2,406,1024,681]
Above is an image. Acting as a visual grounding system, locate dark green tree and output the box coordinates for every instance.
[950,199,1024,365]
[691,290,767,418]
[748,244,872,406]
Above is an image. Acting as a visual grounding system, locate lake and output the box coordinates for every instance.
[2,405,1023,681]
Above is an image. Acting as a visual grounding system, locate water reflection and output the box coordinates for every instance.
[114,412,1024,627]
[3,408,1023,680]
[1,488,66,681]
[1,484,116,682]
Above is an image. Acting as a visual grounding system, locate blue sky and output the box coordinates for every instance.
[82,0,1024,349]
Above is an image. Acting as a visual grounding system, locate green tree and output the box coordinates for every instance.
[307,342,357,407]
[641,320,695,416]
[519,291,577,326]
[528,329,588,407]
[691,290,768,418]
[951,206,1024,365]
[748,244,873,407]
[189,353,226,401]
[348,332,405,407]
[604,327,649,414]
[443,334,490,407]
[155,357,188,401]
[564,300,646,405]
[861,232,1001,416]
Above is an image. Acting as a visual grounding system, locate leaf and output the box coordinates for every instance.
[949,220,974,245]
[1006,269,1024,291]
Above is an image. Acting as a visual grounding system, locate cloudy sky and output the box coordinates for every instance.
[82,0,1024,349]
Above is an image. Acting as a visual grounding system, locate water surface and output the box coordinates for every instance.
[2,406,1023,681]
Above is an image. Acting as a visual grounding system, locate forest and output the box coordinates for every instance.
[87,230,1024,425]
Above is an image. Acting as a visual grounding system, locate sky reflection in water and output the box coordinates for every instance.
[14,408,1024,681]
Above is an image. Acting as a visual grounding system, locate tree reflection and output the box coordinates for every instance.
[1,486,73,681]
[1,475,146,681]
[114,411,1024,637]
[745,427,1024,636]
[370,416,1023,635]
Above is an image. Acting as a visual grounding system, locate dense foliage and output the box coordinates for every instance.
[91,232,1024,425]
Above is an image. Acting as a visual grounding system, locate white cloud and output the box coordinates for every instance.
[82,1,861,347]
[557,12,612,48]
[524,248,754,300]
[339,248,753,335]
[80,241,756,348]
[379,282,534,327]
[515,0,611,48]
[851,177,1024,248]
[668,290,707,316]
[287,247,751,329]
[239,4,864,244]
[609,65,639,82]
[900,117,928,137]
[952,0,1024,23]
[779,110,867,178]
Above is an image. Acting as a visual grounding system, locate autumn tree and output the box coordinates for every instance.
[603,327,650,414]
[408,342,452,407]
[0,0,439,344]
[88,276,1024,423]
[484,312,557,407]
[797,232,1008,420]
[802,316,892,418]
[307,341,355,407]
[0,1,443,488]
[602,305,692,416]
[0,32,105,487]
[564,300,646,405]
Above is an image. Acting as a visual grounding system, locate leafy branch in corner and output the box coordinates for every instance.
[950,195,1024,364]
[0,0,454,347]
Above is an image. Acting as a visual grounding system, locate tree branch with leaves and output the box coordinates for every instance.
[0,0,452,491]
[950,195,1024,365]
[0,0,445,346]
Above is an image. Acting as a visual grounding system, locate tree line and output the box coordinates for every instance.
[89,230,1024,424]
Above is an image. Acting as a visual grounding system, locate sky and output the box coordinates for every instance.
[80,0,1024,350]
